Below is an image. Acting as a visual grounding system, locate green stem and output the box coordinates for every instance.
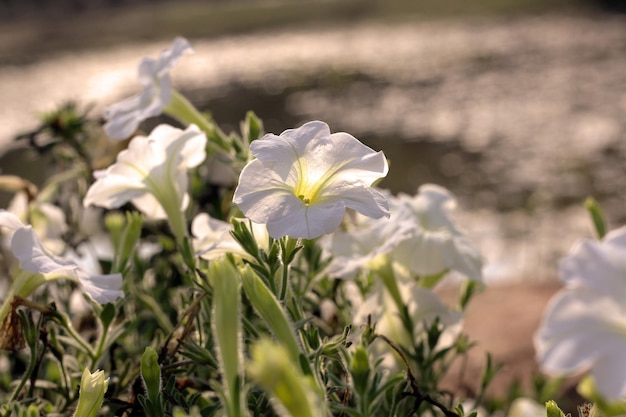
[9,341,38,402]
[164,90,228,152]
[375,258,414,339]
[54,312,96,358]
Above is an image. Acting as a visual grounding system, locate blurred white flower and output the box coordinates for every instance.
[84,124,206,240]
[233,121,389,239]
[104,37,193,140]
[321,212,413,278]
[391,184,483,282]
[506,398,545,417]
[352,282,462,367]
[323,184,482,282]
[0,210,123,326]
[534,225,626,400]
[192,214,268,260]
[8,191,68,255]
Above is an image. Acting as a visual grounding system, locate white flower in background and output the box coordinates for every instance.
[322,213,413,278]
[192,214,269,260]
[104,37,193,140]
[233,121,389,239]
[323,184,482,282]
[8,191,68,255]
[84,124,206,240]
[0,210,124,326]
[391,184,483,282]
[534,226,626,400]
[352,282,462,367]
[506,398,545,417]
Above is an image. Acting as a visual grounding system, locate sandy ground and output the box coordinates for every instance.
[440,282,563,399]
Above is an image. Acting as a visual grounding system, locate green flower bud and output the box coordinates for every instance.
[350,345,370,395]
[248,339,323,417]
[240,266,301,364]
[141,347,162,404]
[545,400,566,417]
[209,258,243,417]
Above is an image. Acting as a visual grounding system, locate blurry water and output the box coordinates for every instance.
[1,14,626,283]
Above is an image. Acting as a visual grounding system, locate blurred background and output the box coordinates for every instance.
[1,0,626,284]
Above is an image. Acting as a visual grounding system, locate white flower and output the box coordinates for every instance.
[192,214,269,260]
[534,225,626,400]
[103,37,193,140]
[233,121,389,239]
[506,398,545,417]
[0,210,123,305]
[84,124,206,236]
[391,184,483,282]
[321,213,413,278]
[8,191,68,255]
[323,184,482,282]
[352,282,463,367]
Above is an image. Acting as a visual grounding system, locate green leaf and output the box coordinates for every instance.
[584,197,607,239]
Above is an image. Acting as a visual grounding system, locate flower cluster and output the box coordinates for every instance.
[0,36,503,417]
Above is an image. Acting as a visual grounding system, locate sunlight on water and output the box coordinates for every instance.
[1,14,626,283]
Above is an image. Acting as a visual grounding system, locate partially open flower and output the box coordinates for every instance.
[84,124,206,243]
[233,121,389,239]
[73,368,109,417]
[103,37,193,140]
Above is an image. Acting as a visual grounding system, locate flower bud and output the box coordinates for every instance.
[141,346,162,404]
[350,345,370,395]
[248,339,323,417]
[73,368,109,417]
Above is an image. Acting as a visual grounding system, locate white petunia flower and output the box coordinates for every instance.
[103,37,193,140]
[534,225,626,400]
[84,124,206,242]
[321,212,413,279]
[391,184,483,282]
[192,214,269,260]
[323,184,482,282]
[233,121,389,239]
[0,210,123,327]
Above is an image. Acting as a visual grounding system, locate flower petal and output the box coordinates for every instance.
[0,210,25,231]
[11,227,77,278]
[104,37,193,140]
[322,182,389,219]
[266,199,346,239]
[560,237,626,293]
[84,175,147,210]
[535,288,626,375]
[103,95,144,140]
[77,271,124,304]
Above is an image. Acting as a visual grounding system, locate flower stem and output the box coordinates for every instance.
[164,90,229,152]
